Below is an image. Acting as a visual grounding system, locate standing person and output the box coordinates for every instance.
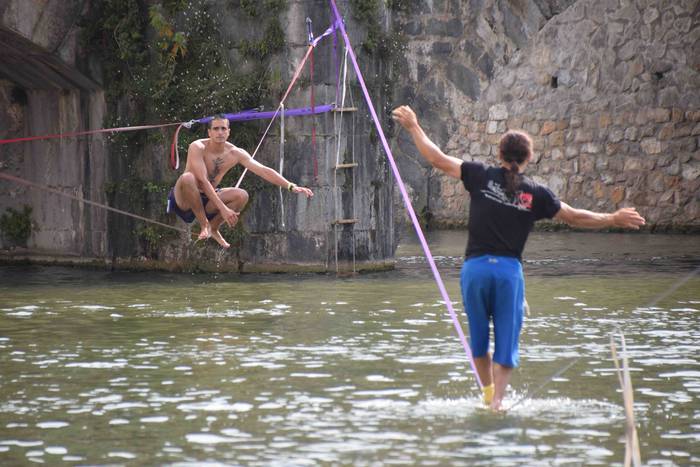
[167,114,313,248]
[391,105,645,411]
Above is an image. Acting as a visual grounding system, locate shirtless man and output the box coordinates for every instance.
[167,114,314,248]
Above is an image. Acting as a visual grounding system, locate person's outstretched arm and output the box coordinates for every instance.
[554,202,645,229]
[392,105,463,179]
[237,148,314,198]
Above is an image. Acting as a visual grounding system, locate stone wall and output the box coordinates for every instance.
[392,0,699,231]
[2,0,697,272]
[204,0,396,272]
[0,0,108,255]
[1,0,396,272]
[105,0,396,272]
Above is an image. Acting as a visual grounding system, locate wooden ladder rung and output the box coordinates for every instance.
[334,163,358,169]
[332,107,358,113]
[333,218,358,225]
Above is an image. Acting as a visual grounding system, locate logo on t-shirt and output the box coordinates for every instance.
[482,180,532,212]
[517,192,533,210]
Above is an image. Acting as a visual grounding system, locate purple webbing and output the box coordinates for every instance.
[312,25,335,47]
[329,0,483,389]
[333,25,340,105]
[197,104,333,124]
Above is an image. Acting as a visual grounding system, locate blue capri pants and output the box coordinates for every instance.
[460,255,524,368]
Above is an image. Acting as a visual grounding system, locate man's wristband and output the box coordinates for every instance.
[287,182,296,192]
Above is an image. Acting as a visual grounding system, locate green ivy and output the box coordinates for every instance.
[83,0,289,135]
[348,0,405,58]
[105,179,171,214]
[81,0,293,257]
[136,224,179,253]
[221,220,248,249]
[0,205,32,247]
[386,0,414,13]
[239,0,286,17]
[349,0,380,23]
[239,19,286,61]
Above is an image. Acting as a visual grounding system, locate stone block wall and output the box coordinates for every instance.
[392,0,699,231]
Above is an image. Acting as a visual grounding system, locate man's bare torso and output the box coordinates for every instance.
[186,138,242,189]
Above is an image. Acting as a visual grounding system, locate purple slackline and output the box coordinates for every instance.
[329,0,483,390]
[197,104,334,125]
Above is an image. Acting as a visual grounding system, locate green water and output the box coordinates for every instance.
[0,231,698,465]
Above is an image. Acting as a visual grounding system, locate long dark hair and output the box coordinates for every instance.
[498,130,532,196]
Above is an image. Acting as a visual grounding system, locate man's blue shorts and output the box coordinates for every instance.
[460,255,524,368]
[167,188,218,224]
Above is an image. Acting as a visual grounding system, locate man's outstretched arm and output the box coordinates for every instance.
[238,149,313,197]
[554,202,646,229]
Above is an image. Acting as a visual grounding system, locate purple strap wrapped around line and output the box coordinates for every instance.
[313,24,336,47]
[328,0,483,390]
[196,104,334,125]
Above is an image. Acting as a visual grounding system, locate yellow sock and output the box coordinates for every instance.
[482,383,495,405]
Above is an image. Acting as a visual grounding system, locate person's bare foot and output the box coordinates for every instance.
[198,224,211,241]
[489,399,507,413]
[210,228,230,249]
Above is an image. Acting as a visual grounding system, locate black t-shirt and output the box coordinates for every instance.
[461,161,561,260]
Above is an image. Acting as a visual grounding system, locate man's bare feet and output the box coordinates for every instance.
[198,224,211,241]
[210,228,230,249]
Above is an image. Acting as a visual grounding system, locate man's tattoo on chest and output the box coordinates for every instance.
[209,157,224,183]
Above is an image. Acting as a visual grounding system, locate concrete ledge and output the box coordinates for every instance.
[0,249,110,268]
[0,249,395,274]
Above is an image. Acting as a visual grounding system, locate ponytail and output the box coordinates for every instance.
[498,131,532,197]
[504,162,521,197]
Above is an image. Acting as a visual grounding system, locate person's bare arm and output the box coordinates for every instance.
[391,105,463,179]
[238,148,313,197]
[554,202,645,229]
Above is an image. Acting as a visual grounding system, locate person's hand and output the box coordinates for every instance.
[221,206,239,227]
[292,186,314,198]
[612,207,645,229]
[391,105,419,131]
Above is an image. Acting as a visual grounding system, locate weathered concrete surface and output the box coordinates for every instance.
[0,0,97,87]
[0,0,108,256]
[0,25,98,90]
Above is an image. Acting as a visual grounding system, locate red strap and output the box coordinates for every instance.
[309,48,318,182]
[170,123,186,170]
[0,122,181,145]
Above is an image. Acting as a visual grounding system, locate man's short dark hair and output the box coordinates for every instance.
[207,113,230,129]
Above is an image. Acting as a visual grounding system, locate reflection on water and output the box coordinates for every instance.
[0,231,699,465]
